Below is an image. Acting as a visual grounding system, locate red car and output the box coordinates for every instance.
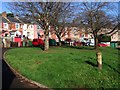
[32,39,44,47]
[98,43,108,47]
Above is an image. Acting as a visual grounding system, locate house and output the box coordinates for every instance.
[1,12,95,45]
[110,30,119,42]
[35,24,45,40]
[1,17,10,37]
[1,12,23,38]
[18,18,44,40]
[2,17,9,31]
[1,12,10,37]
[107,30,120,47]
[46,26,93,43]
[7,16,22,37]
[63,27,93,42]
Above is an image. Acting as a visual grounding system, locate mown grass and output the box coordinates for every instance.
[5,46,119,88]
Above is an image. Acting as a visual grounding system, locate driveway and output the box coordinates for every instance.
[1,48,44,89]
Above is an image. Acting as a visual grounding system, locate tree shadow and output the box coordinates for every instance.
[2,48,16,89]
[2,59,16,89]
[85,61,97,67]
[103,63,120,74]
[1,48,42,89]
[63,46,95,50]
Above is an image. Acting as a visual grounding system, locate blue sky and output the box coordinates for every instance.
[0,0,2,13]
[0,1,119,14]
[0,2,12,13]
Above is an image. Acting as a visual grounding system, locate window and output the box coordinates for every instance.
[37,25,41,29]
[20,25,23,28]
[27,32,30,36]
[4,23,8,28]
[82,34,84,37]
[10,32,15,35]
[74,34,77,36]
[15,23,19,29]
[31,25,32,28]
[85,34,88,37]
[4,24,7,27]
[65,34,68,38]
[37,32,40,36]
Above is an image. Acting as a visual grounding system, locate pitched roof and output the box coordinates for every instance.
[7,16,21,23]
[2,17,9,23]
[19,18,31,24]
[110,30,118,35]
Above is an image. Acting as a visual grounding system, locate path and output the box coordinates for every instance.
[1,48,44,90]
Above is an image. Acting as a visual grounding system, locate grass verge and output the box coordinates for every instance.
[5,46,119,88]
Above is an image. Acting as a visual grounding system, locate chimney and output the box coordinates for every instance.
[2,12,7,17]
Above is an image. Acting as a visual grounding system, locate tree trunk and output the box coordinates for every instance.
[93,31,102,70]
[94,36,99,51]
[93,32,99,51]
[44,35,49,51]
[44,28,49,51]
[57,35,62,46]
[58,41,62,46]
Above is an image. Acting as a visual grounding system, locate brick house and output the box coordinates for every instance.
[110,30,120,42]
[1,12,23,38]
[1,17,10,37]
[1,12,94,43]
[47,26,93,42]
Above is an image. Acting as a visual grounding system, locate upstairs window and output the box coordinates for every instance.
[15,23,19,29]
[37,25,41,29]
[20,25,23,28]
[74,34,77,36]
[31,25,33,28]
[85,34,88,37]
[82,34,84,37]
[4,23,8,28]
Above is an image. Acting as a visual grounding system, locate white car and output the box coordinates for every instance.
[86,39,94,46]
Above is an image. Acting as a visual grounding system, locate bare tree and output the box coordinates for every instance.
[75,2,118,50]
[50,2,73,46]
[7,1,71,50]
[105,2,119,34]
[72,2,119,70]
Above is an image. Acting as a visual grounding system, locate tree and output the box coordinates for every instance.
[7,13,14,17]
[7,2,71,50]
[73,2,119,70]
[75,2,118,50]
[105,2,119,34]
[50,2,73,46]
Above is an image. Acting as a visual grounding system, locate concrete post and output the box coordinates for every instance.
[4,38,7,48]
[6,39,10,48]
[96,52,102,70]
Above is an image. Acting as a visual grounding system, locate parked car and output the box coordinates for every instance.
[86,42,94,46]
[65,38,72,44]
[73,41,82,46]
[98,43,108,47]
[32,39,44,47]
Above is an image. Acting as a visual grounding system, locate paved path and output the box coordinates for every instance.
[1,48,44,90]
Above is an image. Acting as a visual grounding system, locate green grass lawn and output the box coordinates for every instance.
[5,46,119,88]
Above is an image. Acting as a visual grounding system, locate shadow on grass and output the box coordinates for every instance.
[62,46,95,50]
[85,61,97,67]
[103,63,120,74]
[40,45,44,51]
[2,59,16,89]
[2,48,16,89]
